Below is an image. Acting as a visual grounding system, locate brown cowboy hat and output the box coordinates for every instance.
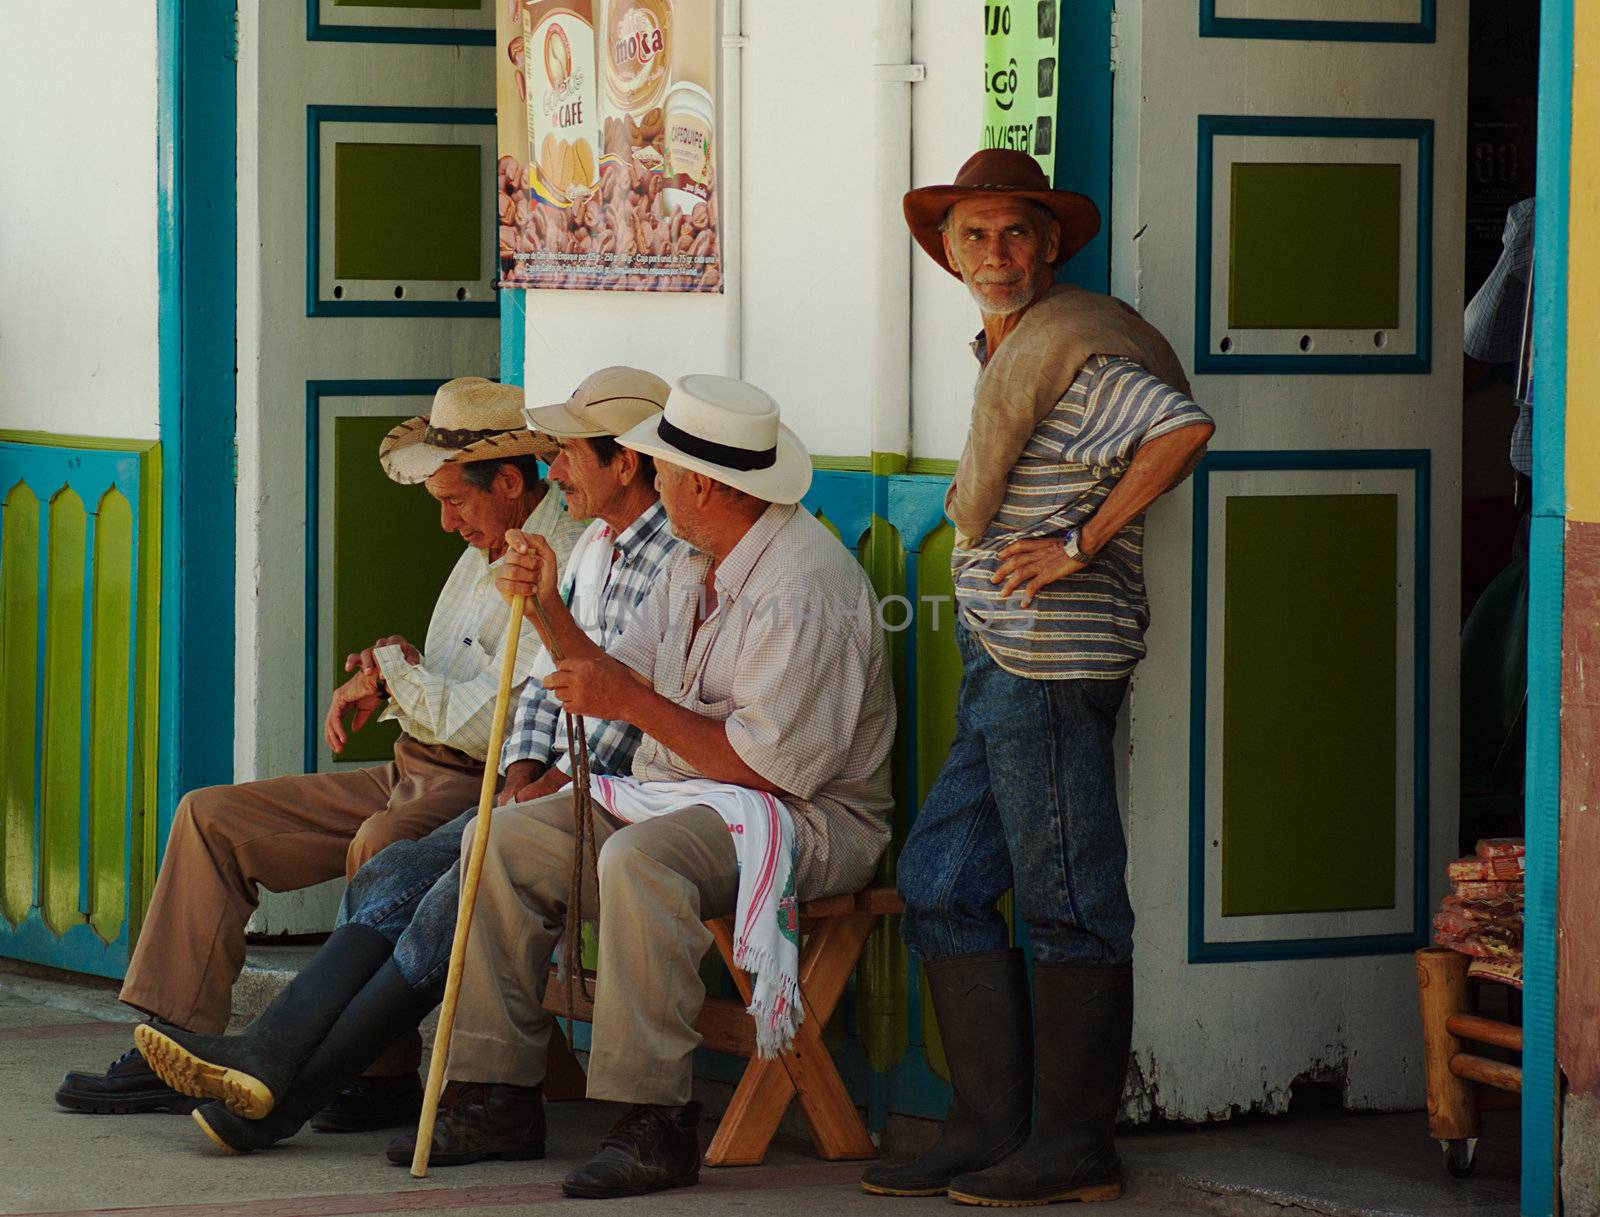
[903,148,1101,278]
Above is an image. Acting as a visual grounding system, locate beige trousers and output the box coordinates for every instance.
[120,735,483,1034]
[446,791,738,1106]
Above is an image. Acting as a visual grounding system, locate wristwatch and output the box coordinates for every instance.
[1063,529,1096,565]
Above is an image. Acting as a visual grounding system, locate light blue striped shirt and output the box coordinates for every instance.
[954,355,1212,679]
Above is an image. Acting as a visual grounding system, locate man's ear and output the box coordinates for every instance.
[617,445,640,486]
[494,462,525,498]
[1044,217,1062,265]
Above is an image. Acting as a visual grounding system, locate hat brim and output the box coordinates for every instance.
[616,415,813,505]
[523,399,609,438]
[903,185,1101,278]
[378,416,558,485]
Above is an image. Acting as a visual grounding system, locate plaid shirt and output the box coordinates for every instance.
[498,500,681,777]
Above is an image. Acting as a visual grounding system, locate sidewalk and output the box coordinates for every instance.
[1,968,1519,1217]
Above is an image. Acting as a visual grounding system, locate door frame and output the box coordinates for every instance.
[1521,2,1571,1212]
[155,0,237,860]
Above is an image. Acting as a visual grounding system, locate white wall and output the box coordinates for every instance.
[0,7,160,440]
[522,0,982,463]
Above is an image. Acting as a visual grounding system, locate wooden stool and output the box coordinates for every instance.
[1415,947,1523,1178]
[543,885,903,1166]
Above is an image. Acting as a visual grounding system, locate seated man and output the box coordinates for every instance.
[58,377,585,1119]
[128,368,679,1153]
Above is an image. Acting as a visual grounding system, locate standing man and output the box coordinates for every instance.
[57,377,585,1119]
[862,150,1214,1207]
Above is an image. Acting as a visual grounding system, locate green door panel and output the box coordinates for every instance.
[331,416,470,763]
[89,490,133,944]
[1,482,41,928]
[40,490,86,937]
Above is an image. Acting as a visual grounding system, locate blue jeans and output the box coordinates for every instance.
[335,807,473,997]
[898,622,1134,965]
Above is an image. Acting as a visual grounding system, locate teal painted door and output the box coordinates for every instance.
[239,3,500,933]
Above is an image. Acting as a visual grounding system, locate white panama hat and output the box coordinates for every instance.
[615,374,812,505]
[378,377,557,485]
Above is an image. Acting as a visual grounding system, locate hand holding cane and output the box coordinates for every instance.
[411,593,527,1178]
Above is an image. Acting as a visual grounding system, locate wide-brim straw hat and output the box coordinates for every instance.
[524,366,671,439]
[903,148,1101,278]
[616,374,812,505]
[379,377,557,485]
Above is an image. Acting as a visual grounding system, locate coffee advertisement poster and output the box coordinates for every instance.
[496,0,723,293]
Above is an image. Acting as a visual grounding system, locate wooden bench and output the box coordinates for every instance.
[541,885,903,1166]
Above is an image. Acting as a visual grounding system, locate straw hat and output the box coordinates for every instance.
[524,366,671,439]
[903,148,1101,278]
[379,377,557,485]
[616,374,812,505]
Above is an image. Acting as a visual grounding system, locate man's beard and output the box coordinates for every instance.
[964,270,1043,317]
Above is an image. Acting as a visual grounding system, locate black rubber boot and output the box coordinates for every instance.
[311,1071,424,1133]
[947,960,1133,1207]
[186,960,439,1154]
[135,924,394,1118]
[860,949,1032,1197]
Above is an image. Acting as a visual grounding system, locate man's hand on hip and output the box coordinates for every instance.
[992,538,1088,608]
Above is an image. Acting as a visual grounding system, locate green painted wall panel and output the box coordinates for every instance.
[0,483,40,927]
[334,143,481,282]
[1221,493,1399,917]
[40,490,86,937]
[1228,162,1402,330]
[0,434,161,975]
[913,522,962,1083]
[89,491,132,944]
[331,416,470,762]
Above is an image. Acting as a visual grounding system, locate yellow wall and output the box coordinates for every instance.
[1567,3,1600,522]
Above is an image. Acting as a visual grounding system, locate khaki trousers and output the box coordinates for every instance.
[446,791,737,1107]
[120,735,483,1034]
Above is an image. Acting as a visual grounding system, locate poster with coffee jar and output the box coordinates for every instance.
[496,0,721,293]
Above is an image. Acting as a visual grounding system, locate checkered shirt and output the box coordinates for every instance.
[498,500,681,777]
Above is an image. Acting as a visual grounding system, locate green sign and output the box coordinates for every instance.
[983,1,1061,178]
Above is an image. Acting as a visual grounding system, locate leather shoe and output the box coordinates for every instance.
[312,1073,423,1133]
[562,1102,701,1199]
[56,1045,199,1115]
[385,1081,545,1167]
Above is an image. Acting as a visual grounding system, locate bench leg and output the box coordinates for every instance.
[703,915,878,1166]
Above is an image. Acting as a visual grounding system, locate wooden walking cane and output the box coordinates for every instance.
[411,593,527,1178]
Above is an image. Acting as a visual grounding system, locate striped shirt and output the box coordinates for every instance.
[374,487,587,760]
[498,500,682,778]
[954,355,1212,680]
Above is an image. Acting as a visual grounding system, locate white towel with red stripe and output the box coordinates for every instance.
[590,774,802,1058]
